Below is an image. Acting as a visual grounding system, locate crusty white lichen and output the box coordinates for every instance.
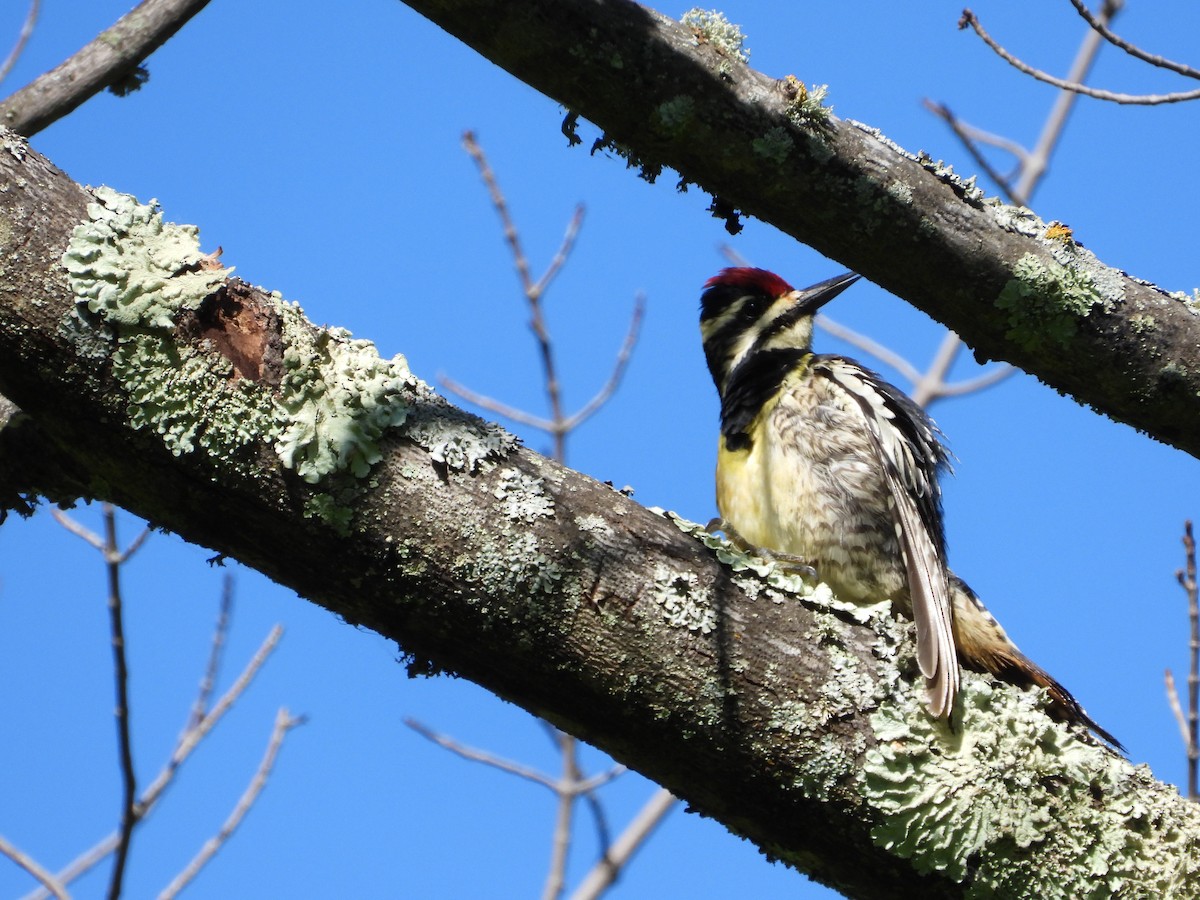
[274,301,414,483]
[651,564,716,634]
[863,678,1200,896]
[681,8,750,65]
[61,186,231,330]
[493,468,554,523]
[406,385,519,473]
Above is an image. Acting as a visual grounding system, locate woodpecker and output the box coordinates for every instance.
[700,266,1119,747]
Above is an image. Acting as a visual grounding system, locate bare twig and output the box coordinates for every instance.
[0,833,68,900]
[100,507,138,900]
[1166,669,1190,754]
[959,7,1200,106]
[0,0,40,87]
[1170,521,1199,798]
[543,734,581,900]
[438,375,557,433]
[569,787,677,900]
[188,575,234,731]
[921,100,1026,203]
[562,293,645,432]
[462,130,578,460]
[23,625,284,900]
[1012,0,1123,203]
[0,0,214,136]
[157,708,304,900]
[817,315,923,386]
[1067,0,1200,81]
[405,717,558,790]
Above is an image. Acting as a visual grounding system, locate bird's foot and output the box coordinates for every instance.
[704,517,817,579]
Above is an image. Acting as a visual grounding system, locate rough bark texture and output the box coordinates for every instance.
[2,133,1199,899]
[399,0,1200,460]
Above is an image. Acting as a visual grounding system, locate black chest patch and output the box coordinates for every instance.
[720,348,808,451]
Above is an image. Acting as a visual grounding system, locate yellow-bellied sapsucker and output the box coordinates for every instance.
[700,266,1119,746]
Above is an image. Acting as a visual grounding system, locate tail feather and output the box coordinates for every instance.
[950,575,1123,751]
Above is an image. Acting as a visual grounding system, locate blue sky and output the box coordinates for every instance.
[1,2,1198,897]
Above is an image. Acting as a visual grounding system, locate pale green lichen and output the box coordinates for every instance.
[574,513,613,536]
[862,678,1200,896]
[651,564,716,633]
[61,186,230,330]
[459,531,564,598]
[275,302,414,483]
[681,9,750,65]
[303,492,354,534]
[784,79,832,128]
[493,468,554,523]
[406,389,518,473]
[656,96,696,135]
[112,332,278,461]
[996,253,1115,353]
[751,126,793,165]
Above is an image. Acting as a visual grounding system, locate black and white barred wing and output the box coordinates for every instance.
[816,356,960,718]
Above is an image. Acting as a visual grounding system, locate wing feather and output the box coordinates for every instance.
[816,357,960,717]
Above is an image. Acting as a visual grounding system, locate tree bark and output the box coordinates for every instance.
[398,0,1200,461]
[0,132,1197,899]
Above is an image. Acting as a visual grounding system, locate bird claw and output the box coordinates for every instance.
[705,517,818,579]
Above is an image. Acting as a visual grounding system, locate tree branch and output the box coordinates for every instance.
[394,0,1200,461]
[0,133,1197,897]
[0,0,213,137]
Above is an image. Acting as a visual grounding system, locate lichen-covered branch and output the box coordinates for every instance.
[1,134,1198,899]
[399,0,1200,461]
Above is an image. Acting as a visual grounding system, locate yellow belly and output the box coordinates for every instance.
[714,385,905,607]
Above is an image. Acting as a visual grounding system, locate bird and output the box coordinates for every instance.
[699,266,1120,747]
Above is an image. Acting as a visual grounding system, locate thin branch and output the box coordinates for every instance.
[533,205,585,301]
[1068,0,1200,81]
[1013,0,1123,203]
[0,0,214,137]
[437,374,557,433]
[1179,520,1199,798]
[404,718,558,791]
[931,362,1015,399]
[543,734,580,900]
[816,315,923,385]
[157,708,304,900]
[188,575,234,731]
[569,787,677,900]
[959,8,1200,106]
[562,293,645,432]
[23,626,284,900]
[1167,669,1190,755]
[0,0,40,87]
[50,508,103,549]
[103,506,138,900]
[921,100,1026,203]
[0,833,68,900]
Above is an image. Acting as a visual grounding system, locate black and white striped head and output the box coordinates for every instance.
[699,267,860,395]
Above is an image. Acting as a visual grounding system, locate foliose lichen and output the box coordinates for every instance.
[681,9,750,65]
[112,332,279,461]
[782,77,831,128]
[996,253,1115,353]
[274,302,415,483]
[862,678,1200,896]
[406,386,519,473]
[61,186,230,330]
